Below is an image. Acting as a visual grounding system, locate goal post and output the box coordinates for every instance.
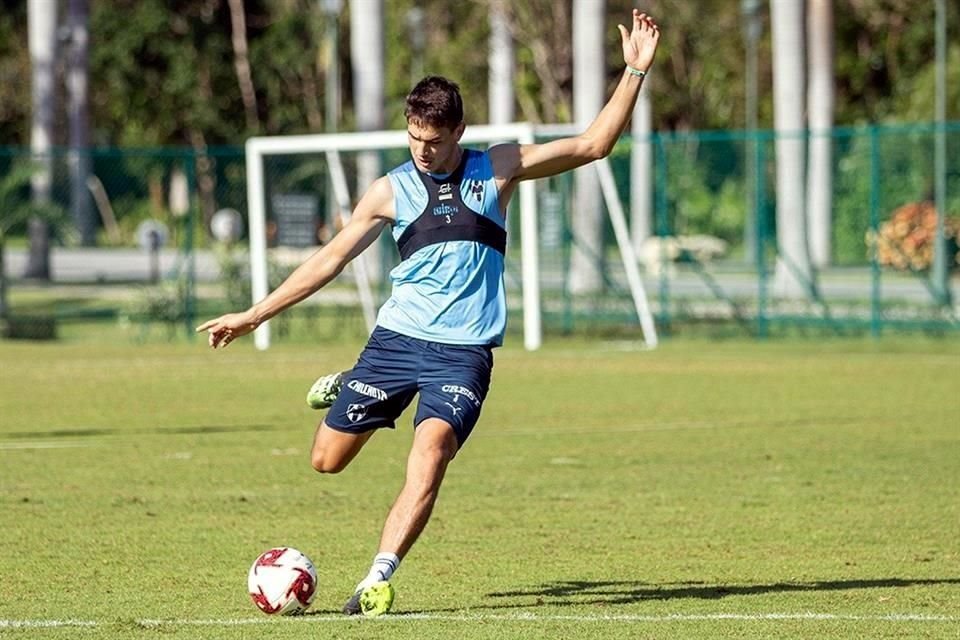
[243,123,657,351]
[244,123,541,351]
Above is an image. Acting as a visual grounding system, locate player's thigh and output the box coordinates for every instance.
[415,343,493,449]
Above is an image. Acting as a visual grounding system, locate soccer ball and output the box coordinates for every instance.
[247,547,318,615]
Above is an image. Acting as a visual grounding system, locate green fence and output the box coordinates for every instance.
[1,122,958,343]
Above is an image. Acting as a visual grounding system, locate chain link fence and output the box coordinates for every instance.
[1,122,957,343]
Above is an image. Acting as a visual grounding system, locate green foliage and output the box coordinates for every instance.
[660,138,747,243]
[5,0,957,146]
[0,3,29,144]
[0,160,72,319]
[833,127,960,265]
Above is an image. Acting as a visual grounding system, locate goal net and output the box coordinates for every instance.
[243,124,657,351]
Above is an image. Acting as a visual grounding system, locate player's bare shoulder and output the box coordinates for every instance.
[355,175,397,224]
[487,142,524,195]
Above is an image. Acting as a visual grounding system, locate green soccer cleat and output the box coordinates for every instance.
[306,371,345,410]
[342,581,395,617]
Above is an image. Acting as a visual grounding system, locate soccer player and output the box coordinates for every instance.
[197,9,659,616]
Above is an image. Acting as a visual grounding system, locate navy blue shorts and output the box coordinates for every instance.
[324,327,494,448]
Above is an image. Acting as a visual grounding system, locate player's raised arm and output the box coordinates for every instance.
[196,177,395,349]
[490,10,660,187]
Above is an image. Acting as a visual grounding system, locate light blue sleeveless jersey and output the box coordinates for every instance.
[376,150,507,346]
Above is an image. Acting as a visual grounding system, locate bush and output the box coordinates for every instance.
[872,201,960,271]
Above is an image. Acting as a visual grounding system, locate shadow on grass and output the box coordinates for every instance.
[475,578,960,608]
[1,424,278,439]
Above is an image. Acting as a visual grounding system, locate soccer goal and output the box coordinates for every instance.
[244,124,657,351]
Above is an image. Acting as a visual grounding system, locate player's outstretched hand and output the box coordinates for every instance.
[618,9,660,74]
[196,310,258,349]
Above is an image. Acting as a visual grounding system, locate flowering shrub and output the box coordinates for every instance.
[872,202,960,271]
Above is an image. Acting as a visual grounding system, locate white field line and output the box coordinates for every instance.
[0,619,97,628]
[4,612,957,630]
[136,612,960,625]
[0,441,95,451]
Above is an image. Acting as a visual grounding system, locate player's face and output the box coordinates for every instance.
[407,120,464,174]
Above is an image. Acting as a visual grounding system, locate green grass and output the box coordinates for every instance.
[1,335,958,639]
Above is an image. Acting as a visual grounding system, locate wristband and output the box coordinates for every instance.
[626,65,647,78]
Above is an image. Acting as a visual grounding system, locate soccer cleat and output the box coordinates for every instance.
[306,371,345,410]
[342,581,395,617]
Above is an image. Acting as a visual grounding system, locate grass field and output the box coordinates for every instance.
[1,334,958,639]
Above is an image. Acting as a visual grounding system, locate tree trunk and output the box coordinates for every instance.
[0,240,7,321]
[770,0,813,298]
[350,0,384,283]
[227,0,259,133]
[26,0,57,280]
[806,0,834,268]
[569,0,605,294]
[488,0,515,125]
[67,0,94,246]
[631,80,653,254]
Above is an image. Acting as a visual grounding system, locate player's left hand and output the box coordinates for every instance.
[196,310,258,349]
[618,9,660,74]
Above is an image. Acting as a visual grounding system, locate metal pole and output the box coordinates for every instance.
[756,135,768,338]
[932,0,951,306]
[742,0,761,264]
[869,126,881,337]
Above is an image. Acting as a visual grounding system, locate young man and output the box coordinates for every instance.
[197,9,659,616]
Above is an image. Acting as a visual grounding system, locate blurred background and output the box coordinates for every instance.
[0,0,957,344]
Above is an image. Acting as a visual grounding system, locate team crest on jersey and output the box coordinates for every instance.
[438,183,454,201]
[470,180,483,202]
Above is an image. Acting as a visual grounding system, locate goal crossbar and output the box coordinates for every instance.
[245,124,540,351]
[244,123,657,351]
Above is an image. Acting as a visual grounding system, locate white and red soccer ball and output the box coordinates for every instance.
[247,547,318,615]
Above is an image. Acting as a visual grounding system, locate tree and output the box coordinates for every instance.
[770,0,814,299]
[487,0,515,125]
[26,0,57,280]
[350,0,385,282]
[67,0,95,246]
[807,0,834,268]
[0,163,70,322]
[569,0,605,295]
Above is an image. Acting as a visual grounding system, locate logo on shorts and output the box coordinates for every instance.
[441,384,480,407]
[444,401,464,418]
[347,380,387,401]
[346,403,367,423]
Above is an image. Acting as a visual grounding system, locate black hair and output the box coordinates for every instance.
[404,76,464,130]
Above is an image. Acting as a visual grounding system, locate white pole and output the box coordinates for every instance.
[630,81,653,254]
[326,150,377,332]
[519,126,541,351]
[245,140,271,350]
[488,0,515,125]
[570,0,606,294]
[806,0,834,268]
[597,158,658,348]
[350,0,385,284]
[770,0,812,299]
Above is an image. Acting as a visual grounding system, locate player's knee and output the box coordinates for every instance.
[310,448,348,474]
[413,426,459,465]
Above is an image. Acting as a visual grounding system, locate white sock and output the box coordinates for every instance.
[356,552,400,591]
